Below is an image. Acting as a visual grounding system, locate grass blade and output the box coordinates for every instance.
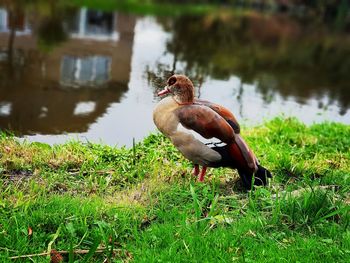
[81,237,101,263]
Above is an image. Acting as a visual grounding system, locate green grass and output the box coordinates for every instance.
[62,0,218,16]
[0,117,349,262]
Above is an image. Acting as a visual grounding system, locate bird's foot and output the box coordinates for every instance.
[193,164,199,177]
[198,166,207,182]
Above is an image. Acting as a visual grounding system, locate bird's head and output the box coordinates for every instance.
[157,75,195,104]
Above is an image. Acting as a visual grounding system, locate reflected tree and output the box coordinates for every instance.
[158,11,350,113]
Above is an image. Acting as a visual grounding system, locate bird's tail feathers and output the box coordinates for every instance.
[238,164,272,190]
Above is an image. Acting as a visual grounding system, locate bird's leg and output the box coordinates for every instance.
[193,164,199,176]
[198,166,207,182]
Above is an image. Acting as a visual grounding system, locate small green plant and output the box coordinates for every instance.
[278,187,349,229]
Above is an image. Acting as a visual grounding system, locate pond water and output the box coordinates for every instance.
[0,3,349,147]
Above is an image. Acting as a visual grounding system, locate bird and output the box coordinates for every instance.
[153,74,271,189]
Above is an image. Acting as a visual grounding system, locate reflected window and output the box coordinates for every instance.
[73,101,96,116]
[60,55,111,87]
[67,8,119,41]
[0,8,31,34]
[86,10,113,35]
[0,8,8,32]
[0,51,7,61]
[0,102,11,116]
[39,106,48,118]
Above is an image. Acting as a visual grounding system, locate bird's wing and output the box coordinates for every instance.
[187,101,257,171]
[233,134,258,171]
[175,104,235,144]
[195,99,241,134]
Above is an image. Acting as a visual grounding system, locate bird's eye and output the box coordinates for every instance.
[168,76,176,86]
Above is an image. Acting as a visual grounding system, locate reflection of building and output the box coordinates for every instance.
[0,7,136,135]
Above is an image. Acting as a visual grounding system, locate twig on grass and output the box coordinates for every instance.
[9,247,123,260]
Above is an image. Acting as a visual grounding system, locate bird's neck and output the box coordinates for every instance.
[172,96,194,106]
[172,90,194,105]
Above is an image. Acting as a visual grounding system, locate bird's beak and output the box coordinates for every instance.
[157,86,171,96]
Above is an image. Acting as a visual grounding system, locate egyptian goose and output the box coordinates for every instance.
[153,75,271,189]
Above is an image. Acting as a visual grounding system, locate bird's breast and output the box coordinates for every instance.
[153,96,180,136]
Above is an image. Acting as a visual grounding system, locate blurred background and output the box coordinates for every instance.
[0,0,349,147]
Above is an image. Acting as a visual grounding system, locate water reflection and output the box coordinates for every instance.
[0,4,135,134]
[0,2,349,147]
[157,13,350,115]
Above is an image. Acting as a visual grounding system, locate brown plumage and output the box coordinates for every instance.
[153,74,271,189]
